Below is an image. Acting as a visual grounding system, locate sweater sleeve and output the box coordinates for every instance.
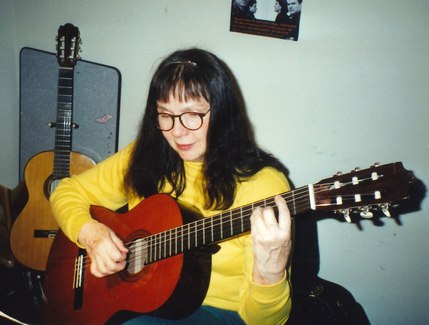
[236,168,292,325]
[49,142,135,244]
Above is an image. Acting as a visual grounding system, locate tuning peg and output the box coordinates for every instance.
[353,167,360,172]
[380,203,391,217]
[336,209,352,223]
[335,171,342,176]
[359,206,373,219]
[372,162,380,167]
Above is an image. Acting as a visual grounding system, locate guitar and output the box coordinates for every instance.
[10,24,95,271]
[42,162,414,325]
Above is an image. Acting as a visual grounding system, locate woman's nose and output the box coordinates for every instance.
[171,120,189,137]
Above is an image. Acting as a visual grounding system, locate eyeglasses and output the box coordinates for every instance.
[153,109,211,131]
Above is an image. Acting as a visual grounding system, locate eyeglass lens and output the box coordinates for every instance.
[157,112,204,131]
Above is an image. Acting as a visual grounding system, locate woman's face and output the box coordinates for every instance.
[157,94,210,163]
[274,1,281,13]
[236,0,249,9]
[250,3,257,13]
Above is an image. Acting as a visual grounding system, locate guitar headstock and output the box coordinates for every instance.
[56,23,81,67]
[313,162,414,222]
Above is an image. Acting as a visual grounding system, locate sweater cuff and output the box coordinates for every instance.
[249,270,289,303]
[74,219,98,248]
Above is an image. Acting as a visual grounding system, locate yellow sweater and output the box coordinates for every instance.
[50,142,291,325]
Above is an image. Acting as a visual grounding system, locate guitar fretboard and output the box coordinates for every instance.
[53,67,74,180]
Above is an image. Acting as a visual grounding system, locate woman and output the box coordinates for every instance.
[51,48,292,324]
[248,0,257,19]
[232,0,252,19]
[274,0,289,24]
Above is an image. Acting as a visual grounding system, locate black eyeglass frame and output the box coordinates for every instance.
[153,109,211,131]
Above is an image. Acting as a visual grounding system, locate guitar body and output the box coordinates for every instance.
[10,151,95,271]
[42,194,212,325]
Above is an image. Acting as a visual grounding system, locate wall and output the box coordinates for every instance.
[1,1,428,324]
[0,0,19,189]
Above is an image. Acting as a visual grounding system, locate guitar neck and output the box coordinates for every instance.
[142,186,311,265]
[53,67,74,180]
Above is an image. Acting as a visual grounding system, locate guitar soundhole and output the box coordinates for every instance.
[120,230,151,282]
[127,237,148,274]
[43,175,61,200]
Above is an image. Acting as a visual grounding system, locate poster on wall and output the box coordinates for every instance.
[230,0,302,41]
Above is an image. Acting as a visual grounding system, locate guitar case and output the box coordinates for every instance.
[19,47,121,180]
[0,184,16,268]
[0,182,27,268]
[287,211,371,325]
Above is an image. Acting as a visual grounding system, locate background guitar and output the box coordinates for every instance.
[42,162,414,325]
[10,24,95,271]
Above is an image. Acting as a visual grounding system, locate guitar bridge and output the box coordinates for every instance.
[34,230,57,238]
[73,248,86,310]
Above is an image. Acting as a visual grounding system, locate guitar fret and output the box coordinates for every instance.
[202,218,206,245]
[163,232,166,259]
[153,235,157,262]
[158,233,162,260]
[175,228,178,255]
[158,232,162,260]
[220,214,223,239]
[291,190,296,215]
[240,206,244,233]
[194,222,198,247]
[211,217,214,242]
[187,223,191,250]
[230,210,233,236]
[181,226,184,253]
[149,236,154,262]
[168,230,172,258]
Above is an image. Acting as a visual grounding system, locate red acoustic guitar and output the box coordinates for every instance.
[10,24,95,271]
[42,162,414,324]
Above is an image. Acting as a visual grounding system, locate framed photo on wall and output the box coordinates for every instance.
[230,0,302,41]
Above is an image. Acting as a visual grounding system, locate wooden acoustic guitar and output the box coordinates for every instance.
[10,24,95,271]
[42,162,414,325]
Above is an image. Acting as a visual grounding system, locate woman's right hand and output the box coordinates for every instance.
[77,221,129,278]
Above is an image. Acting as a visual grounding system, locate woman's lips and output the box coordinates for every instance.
[176,143,193,151]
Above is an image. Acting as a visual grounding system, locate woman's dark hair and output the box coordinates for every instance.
[124,48,285,210]
[277,0,288,12]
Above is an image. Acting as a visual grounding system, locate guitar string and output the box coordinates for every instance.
[78,180,378,271]
[124,181,376,269]
[78,181,370,271]
[124,184,340,269]
[77,183,341,271]
[75,184,336,271]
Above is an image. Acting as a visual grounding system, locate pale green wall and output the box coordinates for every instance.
[0,0,19,189]
[1,1,428,324]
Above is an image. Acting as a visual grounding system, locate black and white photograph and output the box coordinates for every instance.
[230,0,302,41]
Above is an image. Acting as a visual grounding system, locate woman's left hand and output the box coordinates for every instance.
[251,195,292,285]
